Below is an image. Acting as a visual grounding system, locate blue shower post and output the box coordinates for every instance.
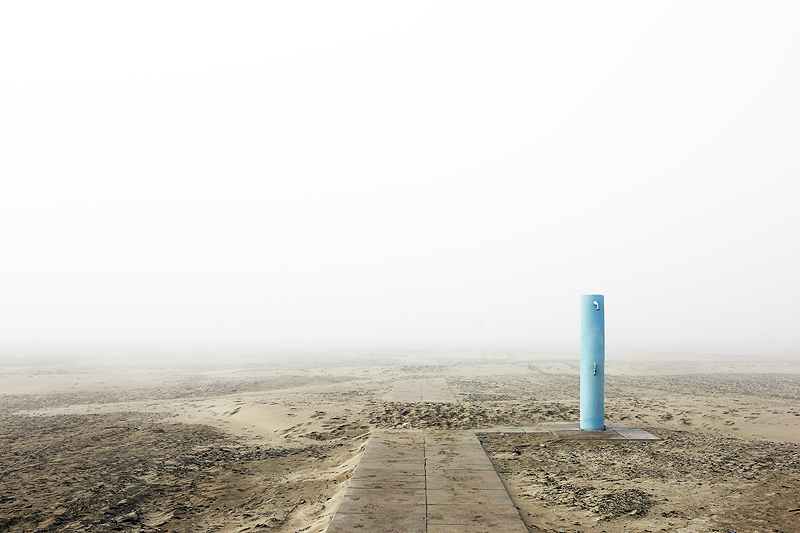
[580,294,605,430]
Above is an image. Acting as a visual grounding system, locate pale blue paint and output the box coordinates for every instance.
[580,294,605,430]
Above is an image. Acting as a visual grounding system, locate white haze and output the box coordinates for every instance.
[1,2,799,354]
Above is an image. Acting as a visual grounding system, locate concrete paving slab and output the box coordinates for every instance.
[430,437,487,448]
[326,512,426,533]
[354,462,425,475]
[425,449,494,468]
[426,446,493,456]
[367,436,425,447]
[542,421,579,428]
[499,421,663,440]
[549,428,590,435]
[352,467,424,478]
[424,442,491,453]
[328,430,527,532]
[346,478,426,489]
[616,428,661,440]
[426,433,478,441]
[358,457,423,468]
[426,512,527,526]
[426,489,517,505]
[553,430,628,440]
[426,451,494,462]
[361,450,424,459]
[343,487,426,503]
[337,498,424,514]
[428,523,529,533]
[365,440,424,449]
[386,378,457,402]
[424,433,485,446]
[428,499,519,524]
[360,454,423,464]
[427,498,519,513]
[429,434,473,440]
[556,432,627,440]
[426,460,496,470]
[426,470,507,492]
[522,427,551,433]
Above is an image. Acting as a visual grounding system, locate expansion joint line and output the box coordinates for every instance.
[444,379,459,403]
[423,435,428,532]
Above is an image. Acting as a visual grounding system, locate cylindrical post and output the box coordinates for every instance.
[580,294,605,430]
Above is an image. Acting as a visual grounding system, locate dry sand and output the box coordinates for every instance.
[1,350,799,532]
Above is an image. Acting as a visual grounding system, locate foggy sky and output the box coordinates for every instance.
[2,2,799,352]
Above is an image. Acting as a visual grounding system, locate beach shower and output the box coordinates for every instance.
[580,294,605,430]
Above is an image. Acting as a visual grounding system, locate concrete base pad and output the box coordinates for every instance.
[477,422,660,440]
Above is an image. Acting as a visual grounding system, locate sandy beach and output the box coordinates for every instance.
[1,350,799,532]
[5,1,799,531]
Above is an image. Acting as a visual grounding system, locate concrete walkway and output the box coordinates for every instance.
[386,378,458,402]
[327,430,528,533]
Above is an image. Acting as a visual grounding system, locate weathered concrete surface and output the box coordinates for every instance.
[477,422,660,440]
[386,378,458,402]
[327,431,527,533]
